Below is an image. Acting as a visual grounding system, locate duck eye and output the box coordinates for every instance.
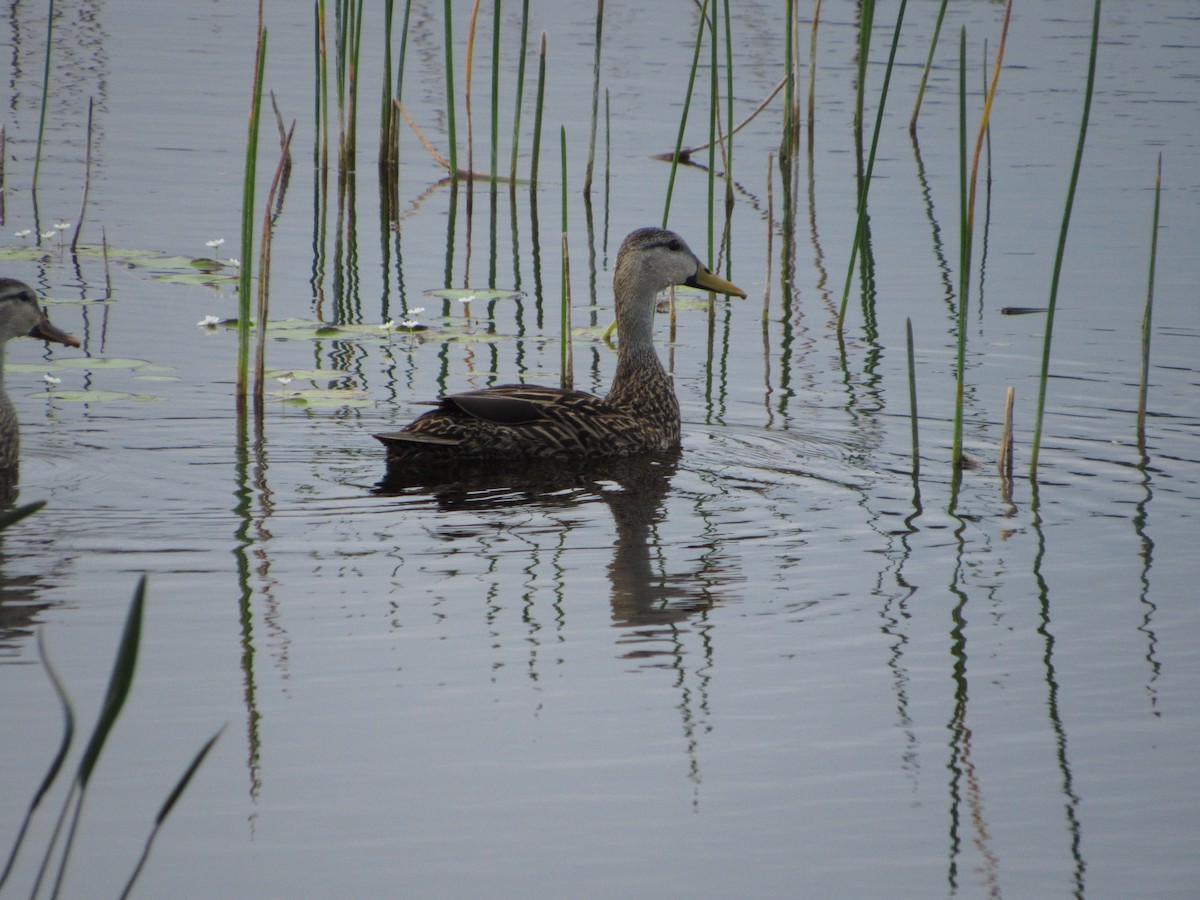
[667,239,682,252]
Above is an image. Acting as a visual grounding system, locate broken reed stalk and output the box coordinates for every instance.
[662,0,711,227]
[509,0,530,184]
[910,0,949,134]
[998,386,1015,477]
[529,32,547,188]
[238,23,268,399]
[442,0,459,182]
[560,126,573,390]
[255,121,297,399]
[584,0,605,196]
[1030,0,1103,478]
[70,98,95,253]
[836,0,908,335]
[1137,153,1162,458]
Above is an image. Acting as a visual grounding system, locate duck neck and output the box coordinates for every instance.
[603,271,678,431]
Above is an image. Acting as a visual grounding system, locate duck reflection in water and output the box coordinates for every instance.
[0,279,81,507]
[375,451,739,643]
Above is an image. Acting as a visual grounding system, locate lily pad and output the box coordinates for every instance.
[265,368,352,381]
[424,288,524,304]
[35,390,152,402]
[271,387,371,408]
[55,357,150,370]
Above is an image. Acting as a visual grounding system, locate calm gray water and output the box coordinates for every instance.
[1,2,1197,898]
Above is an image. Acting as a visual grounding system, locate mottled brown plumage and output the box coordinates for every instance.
[0,279,80,503]
[375,228,745,461]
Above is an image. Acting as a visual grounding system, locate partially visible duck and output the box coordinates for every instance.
[0,278,80,474]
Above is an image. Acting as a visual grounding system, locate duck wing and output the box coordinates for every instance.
[375,384,637,460]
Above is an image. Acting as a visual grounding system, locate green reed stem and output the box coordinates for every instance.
[781,0,795,161]
[907,317,920,476]
[584,0,605,196]
[1137,153,1162,458]
[70,97,94,253]
[255,122,296,399]
[560,126,573,390]
[530,32,546,187]
[391,0,413,167]
[380,0,394,166]
[1030,0,1102,478]
[442,0,459,182]
[836,0,908,335]
[509,0,530,184]
[238,27,268,398]
[807,1,820,138]
[662,0,710,227]
[31,0,54,194]
[910,0,949,134]
[952,27,967,468]
[707,1,717,263]
[490,0,501,192]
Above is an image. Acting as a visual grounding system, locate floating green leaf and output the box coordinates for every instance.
[423,288,524,304]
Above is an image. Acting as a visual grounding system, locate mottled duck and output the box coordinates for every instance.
[375,227,745,461]
[0,278,80,474]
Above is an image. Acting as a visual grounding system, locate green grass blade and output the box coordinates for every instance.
[0,629,75,891]
[0,499,46,532]
[76,578,146,787]
[117,725,226,900]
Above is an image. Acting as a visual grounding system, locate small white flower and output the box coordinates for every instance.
[400,318,419,328]
[14,229,31,238]
[197,315,222,327]
[53,221,71,231]
[407,307,425,316]
[40,230,55,240]
[458,294,476,304]
[43,374,61,385]
[206,238,225,249]
[380,319,396,331]
[227,258,240,267]
[276,376,293,386]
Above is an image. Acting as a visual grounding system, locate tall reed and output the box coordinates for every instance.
[910,0,949,134]
[662,0,710,227]
[1030,0,1103,477]
[31,0,55,194]
[1137,154,1162,458]
[509,0,531,184]
[559,127,573,390]
[584,0,605,196]
[238,24,269,399]
[836,0,908,334]
[442,0,459,182]
[529,32,547,187]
